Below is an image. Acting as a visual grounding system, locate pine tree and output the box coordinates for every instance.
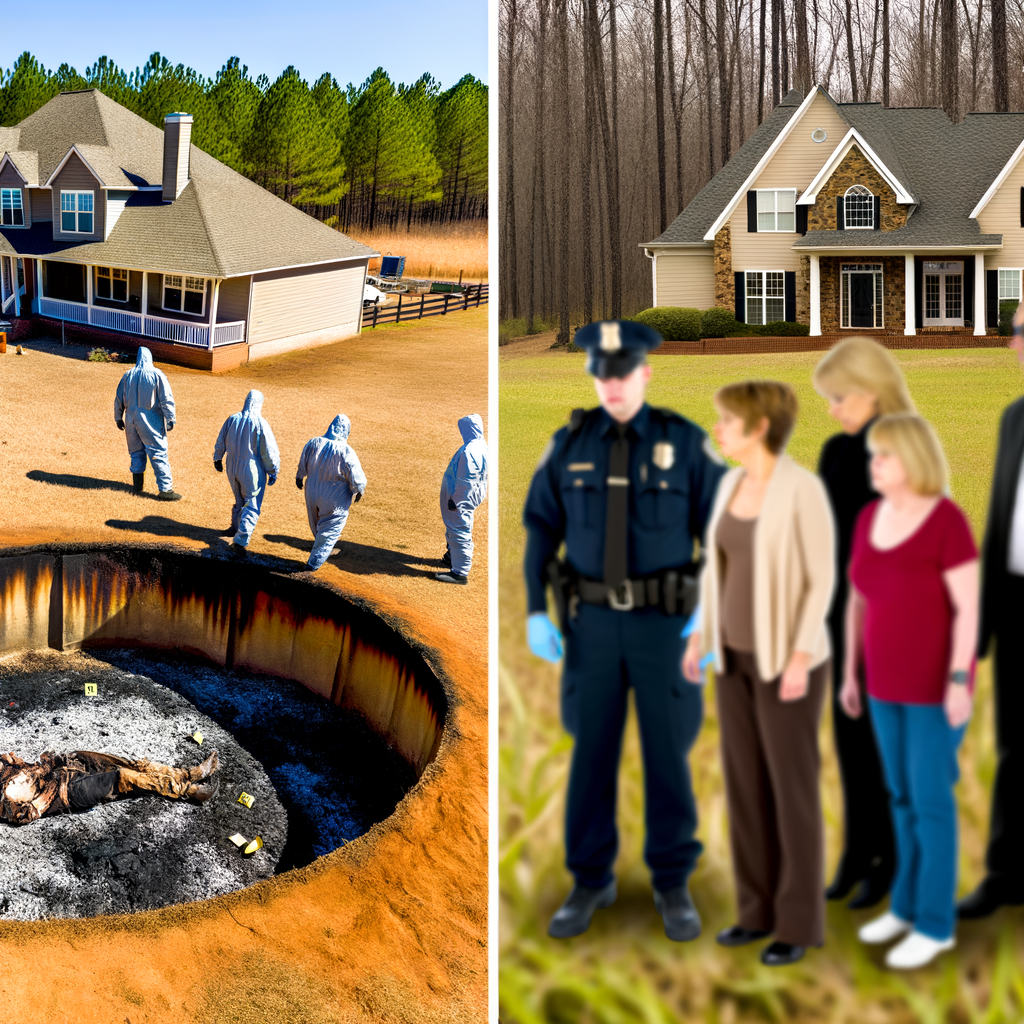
[0,53,59,125]
[434,75,488,223]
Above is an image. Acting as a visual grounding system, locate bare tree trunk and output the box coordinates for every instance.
[780,0,790,93]
[759,0,767,121]
[930,0,940,105]
[771,0,780,107]
[845,0,859,100]
[993,0,1009,110]
[666,0,687,211]
[654,0,668,230]
[609,0,622,316]
[527,0,549,334]
[795,0,811,93]
[556,0,571,344]
[501,0,519,319]
[581,0,595,324]
[717,0,731,164]
[700,0,716,172]
[882,0,890,104]
[941,0,959,121]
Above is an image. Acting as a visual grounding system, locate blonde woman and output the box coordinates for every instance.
[812,337,915,909]
[682,381,835,966]
[842,414,977,969]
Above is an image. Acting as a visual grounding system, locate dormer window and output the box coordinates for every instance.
[60,191,94,233]
[1,188,24,226]
[844,185,875,228]
[163,274,205,315]
[96,266,128,302]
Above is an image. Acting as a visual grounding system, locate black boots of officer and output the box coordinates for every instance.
[547,880,702,942]
[132,472,144,494]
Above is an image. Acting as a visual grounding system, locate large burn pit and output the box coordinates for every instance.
[0,545,449,919]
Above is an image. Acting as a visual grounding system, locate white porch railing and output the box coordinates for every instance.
[38,297,245,348]
[1,293,14,314]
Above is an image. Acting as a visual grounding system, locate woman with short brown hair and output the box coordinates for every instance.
[683,379,835,966]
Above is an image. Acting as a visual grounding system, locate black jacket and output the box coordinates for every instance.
[980,395,1024,656]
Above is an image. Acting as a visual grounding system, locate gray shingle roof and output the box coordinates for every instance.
[0,90,377,276]
[649,88,1024,251]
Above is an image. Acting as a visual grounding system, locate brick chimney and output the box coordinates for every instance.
[162,113,193,201]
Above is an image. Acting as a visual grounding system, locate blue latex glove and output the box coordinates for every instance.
[681,607,701,639]
[268,473,277,486]
[528,612,564,663]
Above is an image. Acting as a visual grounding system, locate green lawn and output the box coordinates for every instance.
[500,346,1024,1024]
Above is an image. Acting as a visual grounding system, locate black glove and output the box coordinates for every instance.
[296,477,304,490]
[214,459,223,473]
[447,497,457,511]
[116,420,124,431]
[268,473,277,486]
[166,422,175,432]
[354,490,363,503]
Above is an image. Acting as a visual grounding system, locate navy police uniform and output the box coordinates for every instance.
[523,321,726,892]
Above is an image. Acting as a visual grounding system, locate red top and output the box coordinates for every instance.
[849,497,978,704]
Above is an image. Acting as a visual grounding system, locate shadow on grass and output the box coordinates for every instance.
[28,469,138,494]
[263,534,445,579]
[105,515,232,547]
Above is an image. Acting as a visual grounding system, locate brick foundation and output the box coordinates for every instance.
[654,333,1007,356]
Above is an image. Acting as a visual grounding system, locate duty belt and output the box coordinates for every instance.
[576,567,698,615]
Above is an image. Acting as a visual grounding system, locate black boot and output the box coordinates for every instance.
[132,472,144,494]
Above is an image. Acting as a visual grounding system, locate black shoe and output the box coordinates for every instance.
[548,881,617,938]
[825,858,865,901]
[441,549,451,567]
[848,870,893,910]
[760,941,805,966]
[157,489,183,501]
[653,885,702,942]
[716,925,772,947]
[132,472,145,494]
[435,572,468,585]
[958,878,1024,920]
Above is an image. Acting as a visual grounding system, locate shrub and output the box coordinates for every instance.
[87,347,120,362]
[632,306,701,342]
[700,306,739,338]
[754,320,810,337]
[999,299,1018,337]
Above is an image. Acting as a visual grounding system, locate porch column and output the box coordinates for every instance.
[140,271,149,334]
[85,264,93,324]
[208,279,220,351]
[975,254,987,336]
[35,260,43,313]
[809,254,821,336]
[904,255,915,335]
[13,260,21,317]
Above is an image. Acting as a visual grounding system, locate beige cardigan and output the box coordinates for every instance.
[699,453,836,681]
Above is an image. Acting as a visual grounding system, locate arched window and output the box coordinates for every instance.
[844,184,875,229]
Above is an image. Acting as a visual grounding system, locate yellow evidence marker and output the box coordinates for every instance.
[84,683,98,696]
[192,730,204,745]
[237,792,255,809]
[228,834,247,847]
[244,837,263,855]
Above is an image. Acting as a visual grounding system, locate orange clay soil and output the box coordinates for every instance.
[0,311,487,1023]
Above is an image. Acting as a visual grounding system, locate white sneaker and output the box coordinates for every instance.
[885,930,955,969]
[858,911,912,944]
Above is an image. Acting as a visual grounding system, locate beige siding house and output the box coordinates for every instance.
[0,90,378,368]
[643,85,1024,337]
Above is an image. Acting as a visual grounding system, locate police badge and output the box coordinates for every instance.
[652,441,675,470]
[599,322,622,352]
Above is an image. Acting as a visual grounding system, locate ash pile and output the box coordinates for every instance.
[0,650,287,920]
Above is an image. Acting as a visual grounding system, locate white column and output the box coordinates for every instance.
[85,263,93,323]
[35,259,43,313]
[809,254,821,336]
[208,279,220,351]
[975,254,987,336]
[904,255,915,335]
[140,271,149,333]
[13,260,21,317]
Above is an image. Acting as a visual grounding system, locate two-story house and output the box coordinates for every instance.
[0,89,377,369]
[643,85,1024,339]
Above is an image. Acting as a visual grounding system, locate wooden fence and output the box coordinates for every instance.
[361,284,488,329]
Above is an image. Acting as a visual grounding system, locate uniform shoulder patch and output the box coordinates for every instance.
[702,434,725,465]
[569,407,597,433]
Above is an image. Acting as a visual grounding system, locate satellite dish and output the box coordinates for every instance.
[811,127,827,143]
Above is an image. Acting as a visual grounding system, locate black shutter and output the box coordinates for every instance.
[988,269,999,328]
[873,195,881,230]
[796,204,808,234]
[735,272,746,322]
[1020,186,1023,227]
[784,271,797,322]
[964,256,975,324]
[747,192,758,232]
[914,256,924,328]
[836,196,845,230]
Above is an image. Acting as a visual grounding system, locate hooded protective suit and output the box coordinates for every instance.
[440,414,488,576]
[213,390,281,546]
[296,414,367,570]
[113,347,176,492]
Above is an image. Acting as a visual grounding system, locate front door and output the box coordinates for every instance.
[922,261,964,326]
[850,274,875,328]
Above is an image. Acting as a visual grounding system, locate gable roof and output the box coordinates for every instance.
[648,87,1024,252]
[0,89,377,276]
[797,126,914,204]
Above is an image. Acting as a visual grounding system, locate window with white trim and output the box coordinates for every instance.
[1,188,24,226]
[844,185,875,228]
[96,266,128,302]
[998,268,1022,301]
[756,190,796,232]
[746,271,786,325]
[60,191,94,233]
[163,274,205,315]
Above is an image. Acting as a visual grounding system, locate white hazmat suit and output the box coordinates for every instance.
[213,390,281,547]
[296,414,367,570]
[113,347,176,495]
[439,414,488,578]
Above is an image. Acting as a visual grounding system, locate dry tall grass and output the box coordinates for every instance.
[345,221,488,282]
[500,342,1024,1024]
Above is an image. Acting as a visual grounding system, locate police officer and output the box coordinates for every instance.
[523,319,726,941]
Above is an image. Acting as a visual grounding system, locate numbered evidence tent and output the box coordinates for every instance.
[0,89,378,369]
[642,84,1024,338]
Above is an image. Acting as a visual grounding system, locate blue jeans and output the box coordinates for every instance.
[869,697,966,941]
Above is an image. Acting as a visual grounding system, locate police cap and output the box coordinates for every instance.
[574,320,663,380]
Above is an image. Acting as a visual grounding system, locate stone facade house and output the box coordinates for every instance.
[0,90,377,369]
[643,85,1024,338]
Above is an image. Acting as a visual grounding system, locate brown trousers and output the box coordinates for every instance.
[716,648,828,947]
[71,751,212,800]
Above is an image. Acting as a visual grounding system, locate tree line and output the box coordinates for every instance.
[0,52,488,232]
[500,0,1023,341]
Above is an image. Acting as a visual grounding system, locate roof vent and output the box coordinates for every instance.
[162,113,193,202]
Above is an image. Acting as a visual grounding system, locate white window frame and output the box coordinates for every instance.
[1,187,24,227]
[745,269,787,325]
[840,263,885,329]
[844,184,875,230]
[96,265,129,303]
[60,190,94,234]
[756,189,797,232]
[162,273,207,316]
[998,268,1022,302]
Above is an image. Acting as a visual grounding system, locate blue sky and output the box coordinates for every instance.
[0,0,488,90]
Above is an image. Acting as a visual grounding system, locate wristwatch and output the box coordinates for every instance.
[948,670,969,684]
